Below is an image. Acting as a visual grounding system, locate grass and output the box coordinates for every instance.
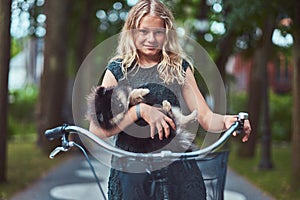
[228,141,300,200]
[0,135,63,200]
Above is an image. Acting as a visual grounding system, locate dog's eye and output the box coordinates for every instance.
[118,103,124,109]
[97,113,104,122]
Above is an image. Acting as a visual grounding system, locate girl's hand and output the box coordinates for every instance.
[139,103,176,140]
[242,119,251,142]
[224,115,251,142]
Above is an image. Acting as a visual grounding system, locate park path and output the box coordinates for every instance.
[11,154,275,200]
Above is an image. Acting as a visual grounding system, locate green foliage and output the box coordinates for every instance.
[228,91,248,114]
[166,0,200,19]
[224,0,265,32]
[269,91,292,141]
[229,91,292,141]
[8,85,38,139]
[11,39,22,57]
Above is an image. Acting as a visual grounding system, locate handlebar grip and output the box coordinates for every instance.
[238,112,248,120]
[45,124,68,140]
[235,112,249,134]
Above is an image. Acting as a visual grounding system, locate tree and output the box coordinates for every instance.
[0,0,12,183]
[257,15,275,169]
[35,0,133,153]
[36,0,71,153]
[291,0,300,191]
[237,8,276,161]
[220,0,280,162]
[69,0,100,73]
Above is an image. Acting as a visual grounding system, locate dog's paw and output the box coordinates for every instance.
[131,88,150,98]
[191,110,198,121]
[162,100,172,112]
[129,88,150,105]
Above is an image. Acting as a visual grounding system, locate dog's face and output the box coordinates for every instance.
[94,85,131,129]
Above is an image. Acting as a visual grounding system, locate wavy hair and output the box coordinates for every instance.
[111,0,193,85]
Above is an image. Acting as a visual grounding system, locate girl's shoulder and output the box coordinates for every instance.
[106,59,123,81]
[182,58,191,72]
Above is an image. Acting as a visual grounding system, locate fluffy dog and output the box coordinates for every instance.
[86,84,198,152]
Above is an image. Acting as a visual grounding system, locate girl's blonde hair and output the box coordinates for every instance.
[111,0,193,85]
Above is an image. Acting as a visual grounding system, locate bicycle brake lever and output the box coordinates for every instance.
[49,144,73,159]
[236,112,249,134]
[49,141,75,159]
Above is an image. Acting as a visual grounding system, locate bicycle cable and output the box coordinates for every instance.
[73,142,107,200]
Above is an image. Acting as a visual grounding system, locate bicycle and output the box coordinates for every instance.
[45,112,248,200]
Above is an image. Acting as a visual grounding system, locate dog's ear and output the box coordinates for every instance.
[96,86,107,96]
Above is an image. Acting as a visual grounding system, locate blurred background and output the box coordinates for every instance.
[0,0,299,199]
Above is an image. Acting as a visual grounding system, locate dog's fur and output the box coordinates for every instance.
[86,84,199,152]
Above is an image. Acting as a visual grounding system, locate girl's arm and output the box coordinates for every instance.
[182,67,251,142]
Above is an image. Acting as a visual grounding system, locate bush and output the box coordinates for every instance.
[8,85,38,139]
[228,92,247,114]
[229,91,292,142]
[269,92,292,141]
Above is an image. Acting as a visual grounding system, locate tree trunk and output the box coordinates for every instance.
[291,1,300,190]
[0,0,12,183]
[214,32,236,115]
[238,16,274,158]
[36,0,71,153]
[215,33,236,84]
[258,64,273,169]
[238,59,262,158]
[72,0,99,72]
[258,16,274,170]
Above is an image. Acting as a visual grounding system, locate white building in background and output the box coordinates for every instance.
[9,38,44,90]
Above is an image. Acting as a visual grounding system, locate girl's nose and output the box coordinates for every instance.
[147,31,156,42]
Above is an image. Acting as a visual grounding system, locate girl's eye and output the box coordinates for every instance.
[155,30,165,35]
[139,29,148,34]
[137,29,165,36]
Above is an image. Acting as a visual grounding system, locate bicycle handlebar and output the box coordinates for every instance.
[45,112,248,160]
[45,112,248,200]
[45,124,69,140]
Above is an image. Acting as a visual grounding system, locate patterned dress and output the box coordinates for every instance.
[105,59,207,200]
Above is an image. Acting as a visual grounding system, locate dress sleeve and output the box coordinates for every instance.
[182,59,190,72]
[106,60,124,82]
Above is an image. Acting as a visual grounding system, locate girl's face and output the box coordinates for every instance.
[134,14,166,63]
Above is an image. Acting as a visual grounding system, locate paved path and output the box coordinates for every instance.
[11,154,275,200]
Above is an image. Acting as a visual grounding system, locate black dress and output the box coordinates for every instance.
[105,60,207,200]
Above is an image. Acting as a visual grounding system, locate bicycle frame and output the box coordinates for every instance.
[45,112,248,200]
